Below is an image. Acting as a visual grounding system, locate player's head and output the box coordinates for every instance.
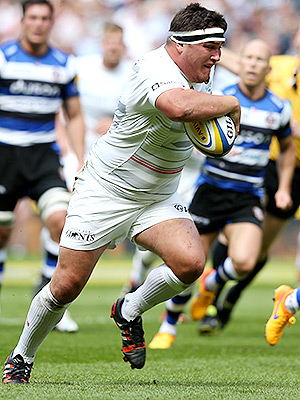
[102,22,126,69]
[22,0,54,17]
[238,39,272,90]
[166,3,227,83]
[21,0,54,49]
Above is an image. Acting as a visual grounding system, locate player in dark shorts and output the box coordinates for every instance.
[199,160,300,334]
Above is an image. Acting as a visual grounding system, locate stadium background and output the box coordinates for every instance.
[1,0,300,263]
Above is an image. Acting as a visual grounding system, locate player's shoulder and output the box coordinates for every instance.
[219,83,239,96]
[138,46,173,71]
[265,88,289,111]
[47,46,75,67]
[0,41,20,59]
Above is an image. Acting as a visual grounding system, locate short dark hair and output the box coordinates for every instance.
[22,0,54,17]
[170,3,227,34]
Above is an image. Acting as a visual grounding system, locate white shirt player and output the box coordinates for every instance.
[88,45,212,203]
[76,54,132,154]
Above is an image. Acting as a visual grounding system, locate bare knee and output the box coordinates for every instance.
[231,254,257,276]
[50,271,83,304]
[50,256,86,303]
[165,251,206,284]
[50,246,102,303]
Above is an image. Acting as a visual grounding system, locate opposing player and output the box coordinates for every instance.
[2,3,241,383]
[198,25,300,334]
[0,0,85,333]
[149,39,295,349]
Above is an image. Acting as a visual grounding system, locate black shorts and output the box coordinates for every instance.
[264,160,300,219]
[0,143,67,212]
[189,183,264,235]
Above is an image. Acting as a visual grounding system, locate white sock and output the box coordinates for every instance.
[285,289,300,314]
[130,249,156,286]
[159,320,177,336]
[121,264,190,321]
[13,283,70,363]
[157,285,195,336]
[205,257,241,291]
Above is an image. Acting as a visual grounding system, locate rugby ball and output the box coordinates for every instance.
[184,115,236,158]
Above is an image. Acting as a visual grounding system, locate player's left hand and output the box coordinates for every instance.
[274,189,293,210]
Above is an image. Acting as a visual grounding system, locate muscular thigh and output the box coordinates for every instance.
[224,222,263,266]
[135,217,205,282]
[136,218,203,262]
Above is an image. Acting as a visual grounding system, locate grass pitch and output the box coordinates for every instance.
[0,255,300,399]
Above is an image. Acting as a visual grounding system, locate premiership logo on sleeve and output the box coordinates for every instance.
[174,203,188,213]
[65,229,95,242]
[151,81,178,91]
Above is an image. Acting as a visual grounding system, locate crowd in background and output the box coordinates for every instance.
[1,0,300,60]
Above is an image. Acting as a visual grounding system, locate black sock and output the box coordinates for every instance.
[211,239,228,305]
[211,239,228,270]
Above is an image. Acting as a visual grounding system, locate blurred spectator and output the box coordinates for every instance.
[0,0,22,43]
[1,0,300,57]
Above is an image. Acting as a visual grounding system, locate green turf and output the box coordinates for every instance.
[1,256,300,399]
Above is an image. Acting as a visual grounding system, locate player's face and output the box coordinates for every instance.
[21,4,53,47]
[239,41,271,88]
[102,31,126,69]
[180,42,222,83]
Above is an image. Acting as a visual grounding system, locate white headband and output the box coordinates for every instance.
[170,27,225,45]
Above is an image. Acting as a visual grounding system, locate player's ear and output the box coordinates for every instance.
[176,42,185,54]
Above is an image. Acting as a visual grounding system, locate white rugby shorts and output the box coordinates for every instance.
[60,166,192,251]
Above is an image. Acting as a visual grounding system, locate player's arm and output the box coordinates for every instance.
[155,88,241,136]
[291,118,300,138]
[275,135,296,210]
[63,95,85,168]
[218,47,241,75]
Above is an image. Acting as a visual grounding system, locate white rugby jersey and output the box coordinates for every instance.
[76,54,132,152]
[0,41,79,146]
[88,45,213,202]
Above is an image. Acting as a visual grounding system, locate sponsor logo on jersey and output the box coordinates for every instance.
[65,229,95,242]
[10,80,61,97]
[235,129,270,146]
